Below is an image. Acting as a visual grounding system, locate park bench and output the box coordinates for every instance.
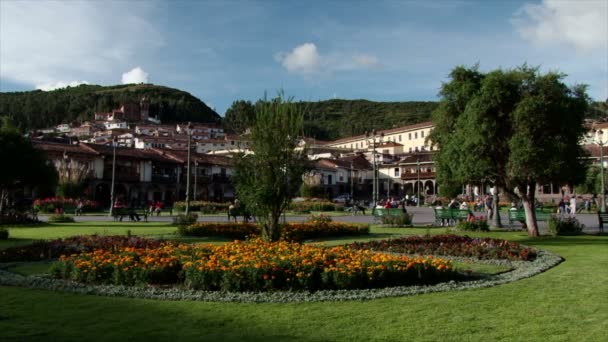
[373,208,406,223]
[433,208,471,226]
[112,208,148,222]
[597,212,608,233]
[508,209,551,228]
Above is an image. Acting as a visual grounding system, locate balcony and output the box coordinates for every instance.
[400,171,436,181]
[152,174,177,184]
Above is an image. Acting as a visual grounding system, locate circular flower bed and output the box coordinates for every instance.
[51,239,454,291]
[0,234,563,302]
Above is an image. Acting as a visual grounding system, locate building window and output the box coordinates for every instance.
[394,168,400,177]
[408,133,412,140]
[399,135,402,142]
[327,174,333,185]
[415,132,418,139]
[383,149,389,154]
[421,130,425,138]
[409,147,412,153]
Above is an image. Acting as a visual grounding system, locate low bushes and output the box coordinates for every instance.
[456,217,489,232]
[0,227,8,240]
[380,213,414,226]
[34,197,98,213]
[51,238,455,291]
[288,200,343,213]
[350,234,537,261]
[172,213,198,226]
[548,215,584,235]
[48,214,75,223]
[173,201,229,213]
[179,221,369,242]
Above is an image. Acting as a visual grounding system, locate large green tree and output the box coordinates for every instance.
[0,118,57,217]
[223,100,256,133]
[430,65,589,237]
[233,95,310,241]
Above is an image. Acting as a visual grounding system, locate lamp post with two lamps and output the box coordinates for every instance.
[108,137,117,217]
[185,122,193,215]
[590,129,607,212]
[416,156,421,207]
[365,129,384,207]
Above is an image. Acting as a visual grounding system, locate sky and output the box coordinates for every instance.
[0,0,607,115]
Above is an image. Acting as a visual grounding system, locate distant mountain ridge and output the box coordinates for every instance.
[0,84,221,131]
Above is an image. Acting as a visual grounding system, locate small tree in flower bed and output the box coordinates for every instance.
[52,238,456,291]
[179,221,369,242]
[350,234,536,261]
[0,235,169,262]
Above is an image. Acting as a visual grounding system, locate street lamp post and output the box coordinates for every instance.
[365,129,383,207]
[185,122,193,215]
[591,129,607,212]
[416,157,421,207]
[108,137,117,217]
[350,160,354,202]
[194,160,198,201]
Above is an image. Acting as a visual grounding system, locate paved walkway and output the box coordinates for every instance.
[41,207,603,234]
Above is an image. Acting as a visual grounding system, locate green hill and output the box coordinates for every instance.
[0,84,221,130]
[299,99,438,140]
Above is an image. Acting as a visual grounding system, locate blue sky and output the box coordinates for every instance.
[1,0,606,115]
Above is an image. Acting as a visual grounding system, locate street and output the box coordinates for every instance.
[41,207,604,234]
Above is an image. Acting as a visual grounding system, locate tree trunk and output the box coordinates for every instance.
[492,190,502,228]
[521,184,539,237]
[0,188,6,218]
[522,199,539,236]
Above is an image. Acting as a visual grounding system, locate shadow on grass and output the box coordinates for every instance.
[516,233,608,247]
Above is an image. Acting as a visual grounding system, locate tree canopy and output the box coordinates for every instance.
[233,95,310,241]
[0,118,57,217]
[429,65,589,236]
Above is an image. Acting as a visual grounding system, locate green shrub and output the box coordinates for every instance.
[172,213,198,226]
[307,214,333,224]
[380,213,414,227]
[288,200,340,213]
[456,217,489,232]
[548,215,584,235]
[0,227,9,240]
[173,201,230,213]
[48,214,75,223]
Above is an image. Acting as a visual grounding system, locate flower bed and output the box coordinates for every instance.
[51,238,455,291]
[349,234,537,261]
[0,235,168,263]
[179,222,369,242]
[34,197,99,213]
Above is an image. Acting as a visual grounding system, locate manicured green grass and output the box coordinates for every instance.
[1,226,607,341]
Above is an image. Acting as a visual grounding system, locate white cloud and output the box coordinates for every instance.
[353,54,382,69]
[276,43,322,76]
[121,67,149,84]
[276,43,382,78]
[512,0,608,52]
[36,80,89,91]
[0,1,162,88]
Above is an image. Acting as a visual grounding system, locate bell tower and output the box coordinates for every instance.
[140,96,150,121]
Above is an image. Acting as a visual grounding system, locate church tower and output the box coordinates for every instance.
[140,96,150,121]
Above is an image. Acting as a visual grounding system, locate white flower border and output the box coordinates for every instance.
[0,249,563,303]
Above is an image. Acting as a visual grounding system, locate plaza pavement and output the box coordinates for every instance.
[40,206,604,234]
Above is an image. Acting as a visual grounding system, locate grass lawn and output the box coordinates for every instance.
[1,225,607,341]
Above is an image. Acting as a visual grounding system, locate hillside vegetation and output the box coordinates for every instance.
[223,99,438,141]
[0,84,220,130]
